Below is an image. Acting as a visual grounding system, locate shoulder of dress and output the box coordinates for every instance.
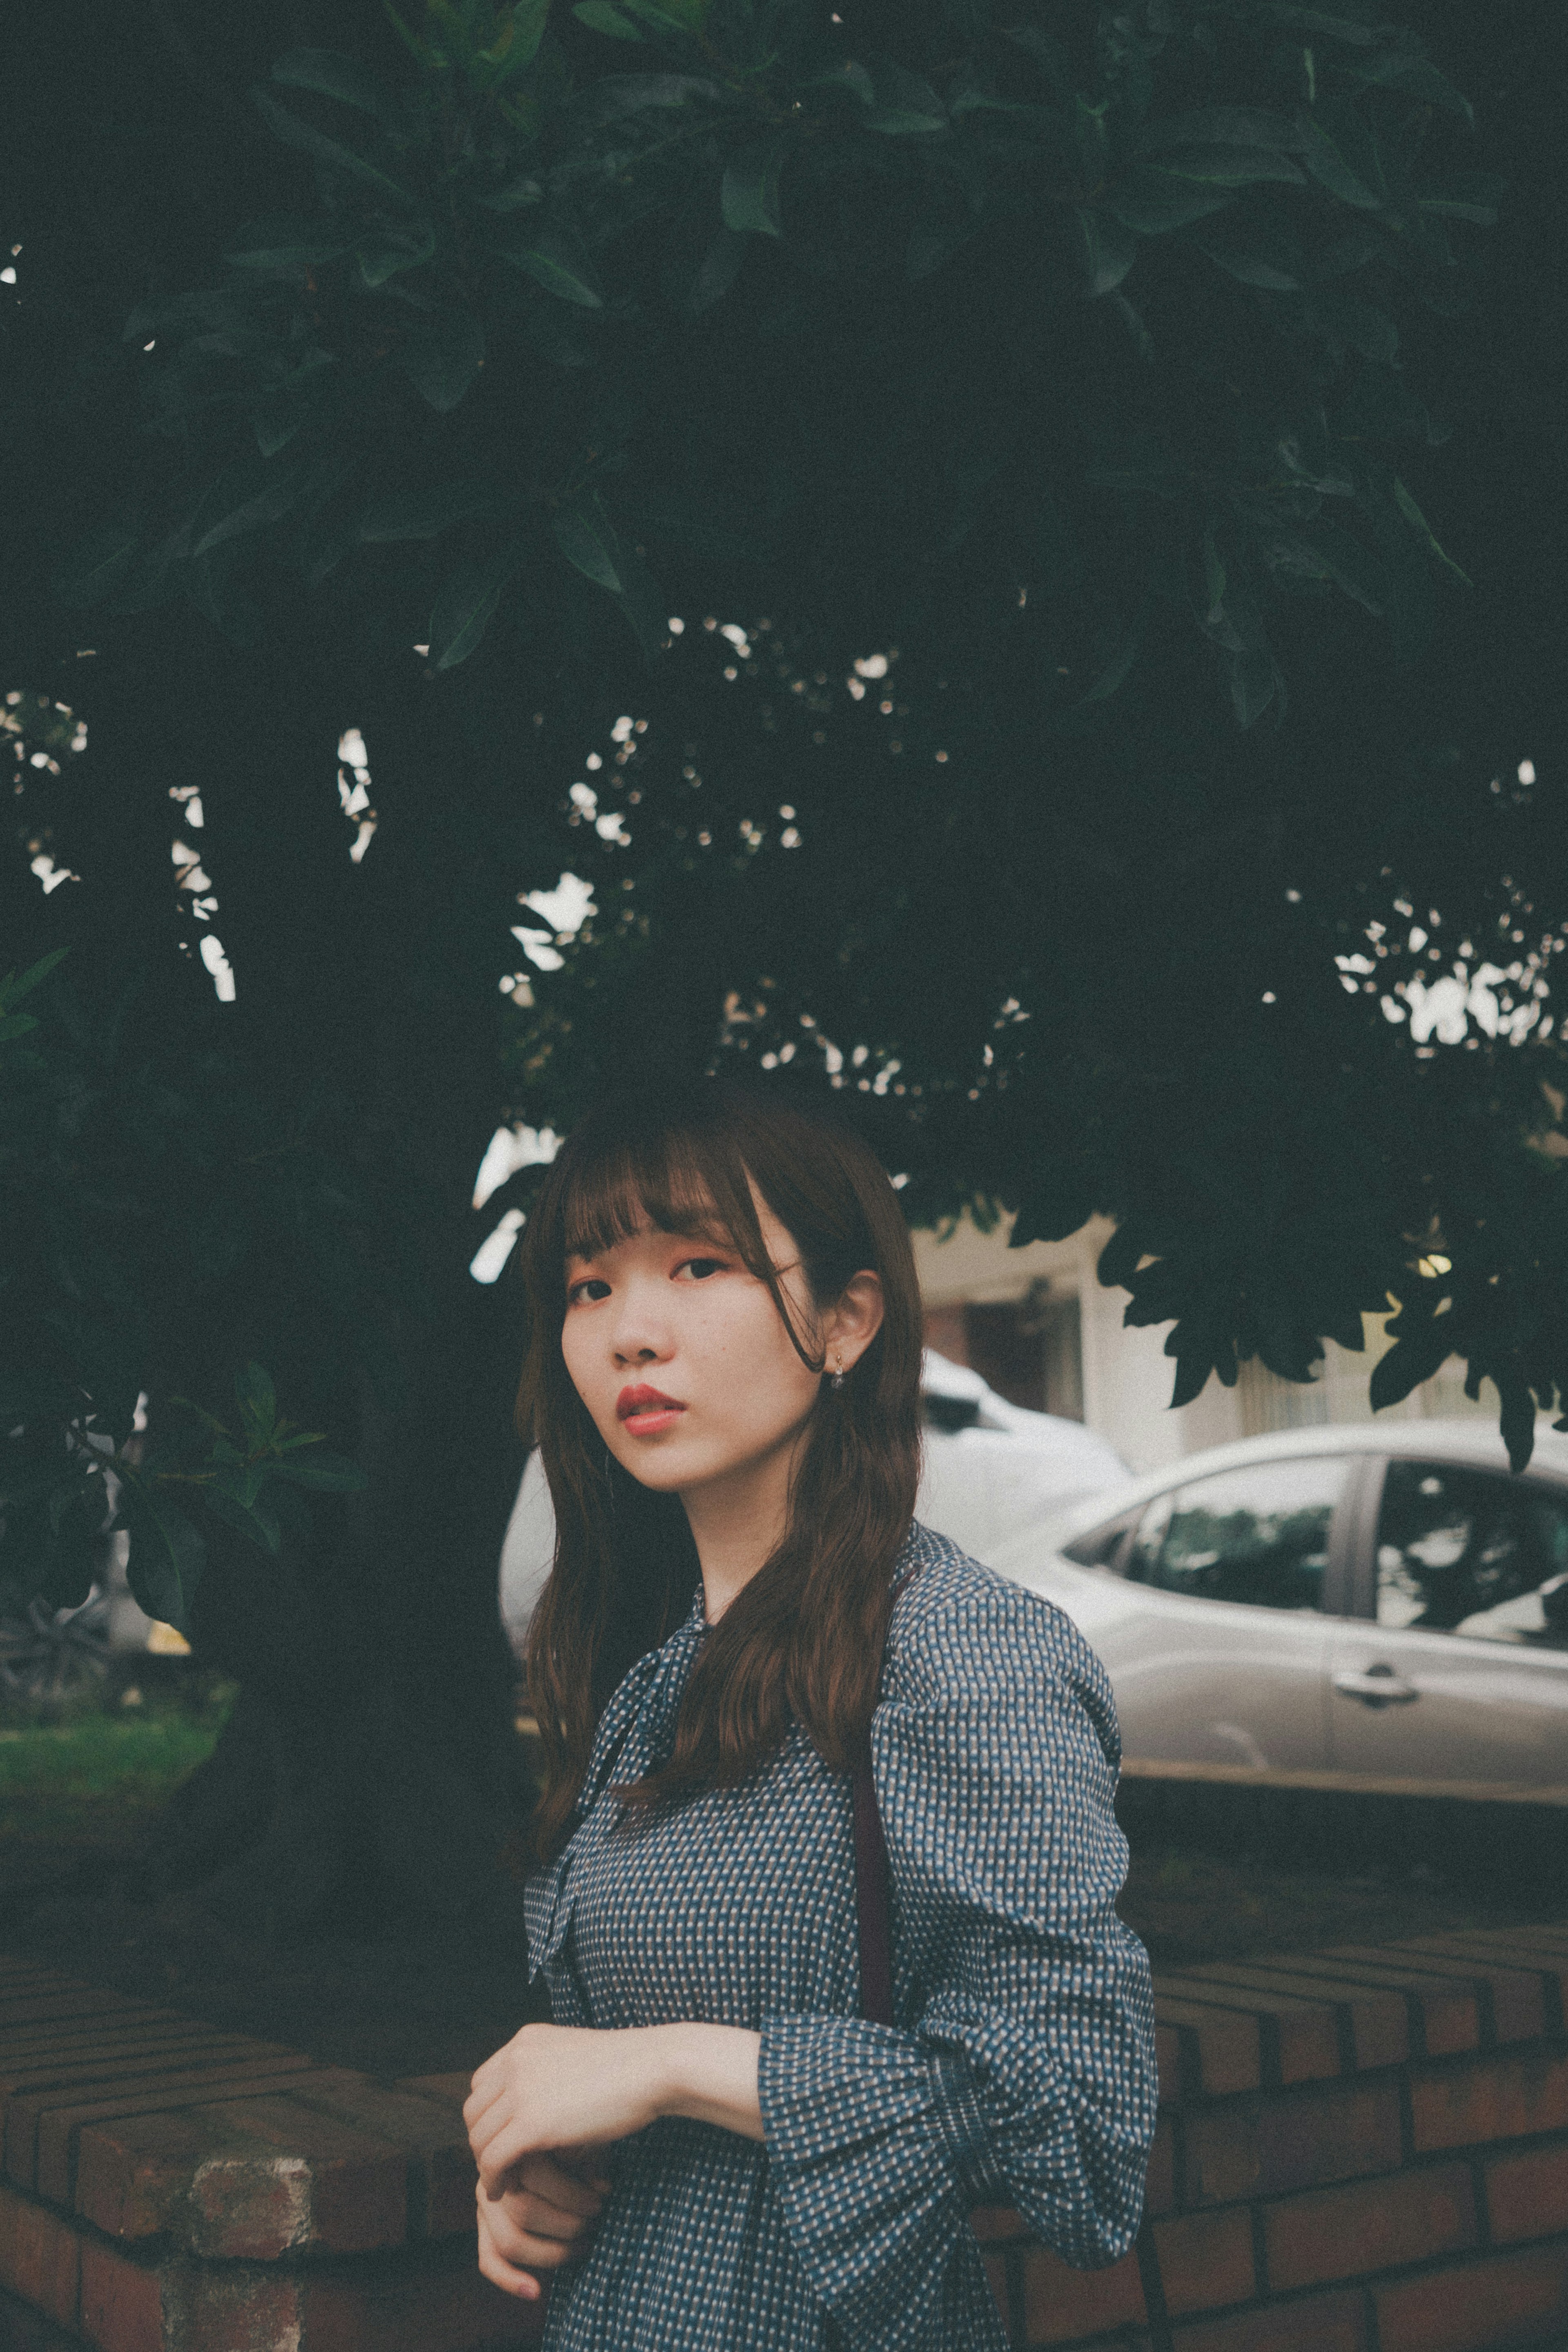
[887,1521,1109,1692]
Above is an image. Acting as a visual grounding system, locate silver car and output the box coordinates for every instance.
[988,1421,1568,1793]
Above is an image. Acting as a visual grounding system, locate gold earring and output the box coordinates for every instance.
[830,1352,845,1391]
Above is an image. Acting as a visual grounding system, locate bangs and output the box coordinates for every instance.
[556,1119,774,1286]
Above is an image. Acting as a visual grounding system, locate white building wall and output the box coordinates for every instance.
[911,1211,1491,1477]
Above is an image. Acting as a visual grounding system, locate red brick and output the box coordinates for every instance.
[1400,1934,1568,2024]
[1411,2049,1568,2155]
[0,2179,80,2326]
[298,2258,547,2351]
[1022,2242,1143,2345]
[2,2020,220,2066]
[1264,2161,1478,2291]
[21,2061,322,2203]
[395,2072,473,2107]
[0,1993,147,2030]
[188,2093,408,2257]
[968,2205,1026,2243]
[165,2265,303,2352]
[1154,2207,1254,2317]
[1152,1995,1263,2098]
[76,2108,241,2242]
[1173,2287,1371,2352]
[1485,2143,1568,2245]
[76,2238,163,2352]
[1374,2243,1568,2352]
[1155,1975,1341,2087]
[2,2040,270,2114]
[1183,2080,1402,2207]
[1329,1944,1546,2045]
[1284,1952,1481,2057]
[1187,1964,1407,2072]
[287,2077,477,2239]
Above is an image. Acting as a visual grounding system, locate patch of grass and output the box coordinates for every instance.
[0,1690,234,1845]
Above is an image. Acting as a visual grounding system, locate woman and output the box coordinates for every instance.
[464,1083,1157,2350]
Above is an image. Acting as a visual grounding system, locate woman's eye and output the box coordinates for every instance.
[676,1257,727,1282]
[566,1277,612,1306]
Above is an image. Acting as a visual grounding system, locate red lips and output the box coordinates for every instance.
[617,1384,685,1420]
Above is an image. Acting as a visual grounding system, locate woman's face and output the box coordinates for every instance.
[560,1197,874,1503]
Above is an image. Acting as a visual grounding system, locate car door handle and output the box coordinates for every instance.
[1332,1668,1421,1705]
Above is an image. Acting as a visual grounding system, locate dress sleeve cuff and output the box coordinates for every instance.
[929,2051,1006,2206]
[757,2015,1002,2347]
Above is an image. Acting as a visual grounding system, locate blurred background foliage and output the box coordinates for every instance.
[2,0,1564,1928]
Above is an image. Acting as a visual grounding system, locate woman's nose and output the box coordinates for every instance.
[610,1286,673,1365]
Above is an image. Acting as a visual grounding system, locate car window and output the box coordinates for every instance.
[1375,1462,1568,1648]
[1124,1456,1348,1612]
[1061,1507,1141,1569]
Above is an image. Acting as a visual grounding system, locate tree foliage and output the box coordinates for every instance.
[1,0,1566,1923]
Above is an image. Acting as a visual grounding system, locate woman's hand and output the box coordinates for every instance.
[474,2151,609,2303]
[466,2023,667,2193]
[465,2020,764,2200]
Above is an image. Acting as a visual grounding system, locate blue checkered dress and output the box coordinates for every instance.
[525,1524,1158,2350]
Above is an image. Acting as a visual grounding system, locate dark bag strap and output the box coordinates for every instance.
[849,1583,1172,2352]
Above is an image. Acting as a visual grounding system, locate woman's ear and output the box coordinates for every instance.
[828,1270,884,1371]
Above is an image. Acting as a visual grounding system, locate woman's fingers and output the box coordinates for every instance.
[478,2182,589,2276]
[513,2155,605,2224]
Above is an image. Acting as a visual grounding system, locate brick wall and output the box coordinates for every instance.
[2,1926,1566,2352]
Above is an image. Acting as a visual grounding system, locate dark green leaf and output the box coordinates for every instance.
[503,229,604,308]
[906,221,977,281]
[1004,25,1070,90]
[0,949,69,1014]
[1417,172,1503,227]
[484,0,550,78]
[273,49,397,119]
[400,309,486,410]
[1350,49,1471,121]
[360,483,492,541]
[573,2,643,36]
[1312,284,1398,363]
[686,225,747,314]
[269,1451,370,1491]
[206,1486,283,1554]
[119,1483,205,1633]
[477,176,544,213]
[1299,116,1382,210]
[1074,208,1137,294]
[1370,1330,1452,1409]
[1498,1379,1537,1474]
[226,216,352,274]
[552,492,624,593]
[865,58,947,136]
[1392,478,1472,586]
[53,524,140,609]
[1080,606,1146,703]
[428,542,525,669]
[236,1360,278,1433]
[358,219,436,286]
[1137,107,1305,154]
[192,461,309,558]
[1194,234,1299,290]
[251,87,415,206]
[1105,165,1234,235]
[722,137,787,238]
[1154,145,1305,188]
[1227,644,1281,727]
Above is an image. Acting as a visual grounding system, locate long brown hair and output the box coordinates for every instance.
[517,1081,922,1862]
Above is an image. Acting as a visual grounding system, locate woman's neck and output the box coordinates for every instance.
[679,1427,806,1621]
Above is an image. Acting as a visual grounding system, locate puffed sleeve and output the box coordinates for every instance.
[757,1556,1157,2351]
